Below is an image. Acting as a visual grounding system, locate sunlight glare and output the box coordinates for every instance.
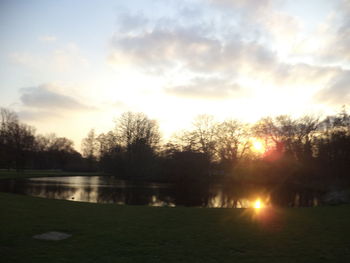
[251,139,265,154]
[254,199,262,209]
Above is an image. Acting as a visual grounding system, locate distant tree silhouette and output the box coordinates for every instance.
[95,112,161,179]
[115,112,160,150]
[115,112,161,179]
[0,108,36,170]
[35,133,82,170]
[177,115,217,160]
[95,131,123,173]
[315,108,350,187]
[1,107,85,171]
[81,129,98,171]
[215,119,250,172]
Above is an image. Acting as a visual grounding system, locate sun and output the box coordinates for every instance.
[253,199,265,210]
[254,199,262,209]
[251,138,265,154]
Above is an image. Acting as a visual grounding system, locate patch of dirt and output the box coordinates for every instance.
[33,231,72,241]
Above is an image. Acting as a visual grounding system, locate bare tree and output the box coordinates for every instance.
[215,119,250,166]
[315,108,350,184]
[112,112,161,178]
[96,131,119,157]
[177,115,217,159]
[115,112,160,151]
[81,129,98,160]
[0,108,36,170]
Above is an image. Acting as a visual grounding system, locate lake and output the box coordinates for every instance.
[0,176,321,207]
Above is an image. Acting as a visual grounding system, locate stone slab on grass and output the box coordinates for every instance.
[33,231,72,241]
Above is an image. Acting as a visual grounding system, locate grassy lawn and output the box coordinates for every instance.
[1,192,350,263]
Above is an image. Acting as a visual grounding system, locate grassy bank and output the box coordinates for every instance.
[1,192,350,262]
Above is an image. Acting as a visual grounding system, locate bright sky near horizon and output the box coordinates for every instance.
[1,0,349,150]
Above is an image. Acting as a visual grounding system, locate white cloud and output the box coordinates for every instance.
[208,0,303,50]
[287,0,350,65]
[110,12,345,96]
[20,84,94,111]
[316,70,350,105]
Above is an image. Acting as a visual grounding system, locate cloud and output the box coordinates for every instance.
[110,23,277,75]
[116,12,150,33]
[271,63,342,87]
[320,1,350,63]
[20,84,94,111]
[166,77,242,99]
[109,5,312,84]
[109,2,349,108]
[207,0,274,16]
[110,26,220,73]
[110,16,342,88]
[208,0,302,47]
[111,3,300,79]
[316,70,350,105]
[285,0,350,65]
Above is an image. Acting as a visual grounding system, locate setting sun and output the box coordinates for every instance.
[253,199,265,210]
[254,199,262,209]
[251,139,265,154]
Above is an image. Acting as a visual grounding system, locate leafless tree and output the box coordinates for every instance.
[0,108,36,170]
[115,112,160,151]
[177,115,217,159]
[215,119,250,165]
[81,129,98,160]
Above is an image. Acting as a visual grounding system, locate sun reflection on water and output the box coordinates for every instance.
[254,199,262,209]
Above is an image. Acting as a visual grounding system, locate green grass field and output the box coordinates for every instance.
[1,192,350,263]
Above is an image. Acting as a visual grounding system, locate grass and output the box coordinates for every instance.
[1,192,350,263]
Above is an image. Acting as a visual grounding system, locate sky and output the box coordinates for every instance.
[1,0,349,150]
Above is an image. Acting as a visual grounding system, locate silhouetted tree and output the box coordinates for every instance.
[254,115,319,161]
[315,108,350,187]
[82,129,98,159]
[215,119,250,171]
[34,133,82,170]
[0,108,36,170]
[164,149,211,206]
[112,112,161,179]
[177,115,217,160]
[81,129,98,171]
[116,112,160,149]
[96,131,123,173]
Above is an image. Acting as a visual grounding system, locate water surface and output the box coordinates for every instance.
[0,176,321,207]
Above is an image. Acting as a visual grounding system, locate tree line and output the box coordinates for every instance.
[1,107,350,196]
[0,108,84,171]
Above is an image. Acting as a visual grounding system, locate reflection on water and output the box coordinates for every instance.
[0,176,177,206]
[207,187,252,208]
[0,176,321,207]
